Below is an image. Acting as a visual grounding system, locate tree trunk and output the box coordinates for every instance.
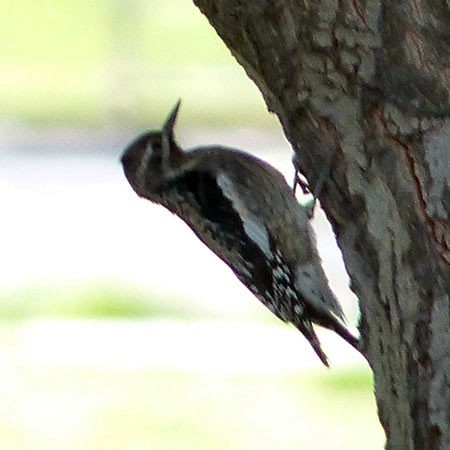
[192,1,450,449]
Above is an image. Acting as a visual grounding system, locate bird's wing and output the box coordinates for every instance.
[166,168,275,298]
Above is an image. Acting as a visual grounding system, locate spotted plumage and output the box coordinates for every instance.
[121,100,359,366]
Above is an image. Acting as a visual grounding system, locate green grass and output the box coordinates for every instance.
[0,0,275,126]
[0,282,201,320]
[0,364,383,450]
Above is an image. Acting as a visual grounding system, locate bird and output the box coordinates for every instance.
[120,100,359,366]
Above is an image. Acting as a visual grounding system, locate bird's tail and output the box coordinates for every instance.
[310,309,361,353]
[295,319,330,367]
[329,319,360,351]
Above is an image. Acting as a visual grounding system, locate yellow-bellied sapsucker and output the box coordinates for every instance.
[121,100,359,366]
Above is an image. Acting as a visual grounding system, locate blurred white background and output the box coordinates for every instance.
[0,1,381,448]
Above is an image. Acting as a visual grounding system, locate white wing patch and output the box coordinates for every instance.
[217,172,272,258]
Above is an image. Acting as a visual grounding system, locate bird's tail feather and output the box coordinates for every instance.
[296,319,330,367]
[310,309,361,353]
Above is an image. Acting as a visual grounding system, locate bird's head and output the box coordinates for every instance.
[121,100,184,199]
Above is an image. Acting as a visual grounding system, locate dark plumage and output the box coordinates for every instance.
[121,101,359,366]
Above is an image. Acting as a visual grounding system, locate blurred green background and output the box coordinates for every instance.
[0,0,274,126]
[0,1,383,449]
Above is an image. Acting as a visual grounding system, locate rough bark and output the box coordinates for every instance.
[192,1,450,449]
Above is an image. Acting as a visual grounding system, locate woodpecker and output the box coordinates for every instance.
[121,100,359,366]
